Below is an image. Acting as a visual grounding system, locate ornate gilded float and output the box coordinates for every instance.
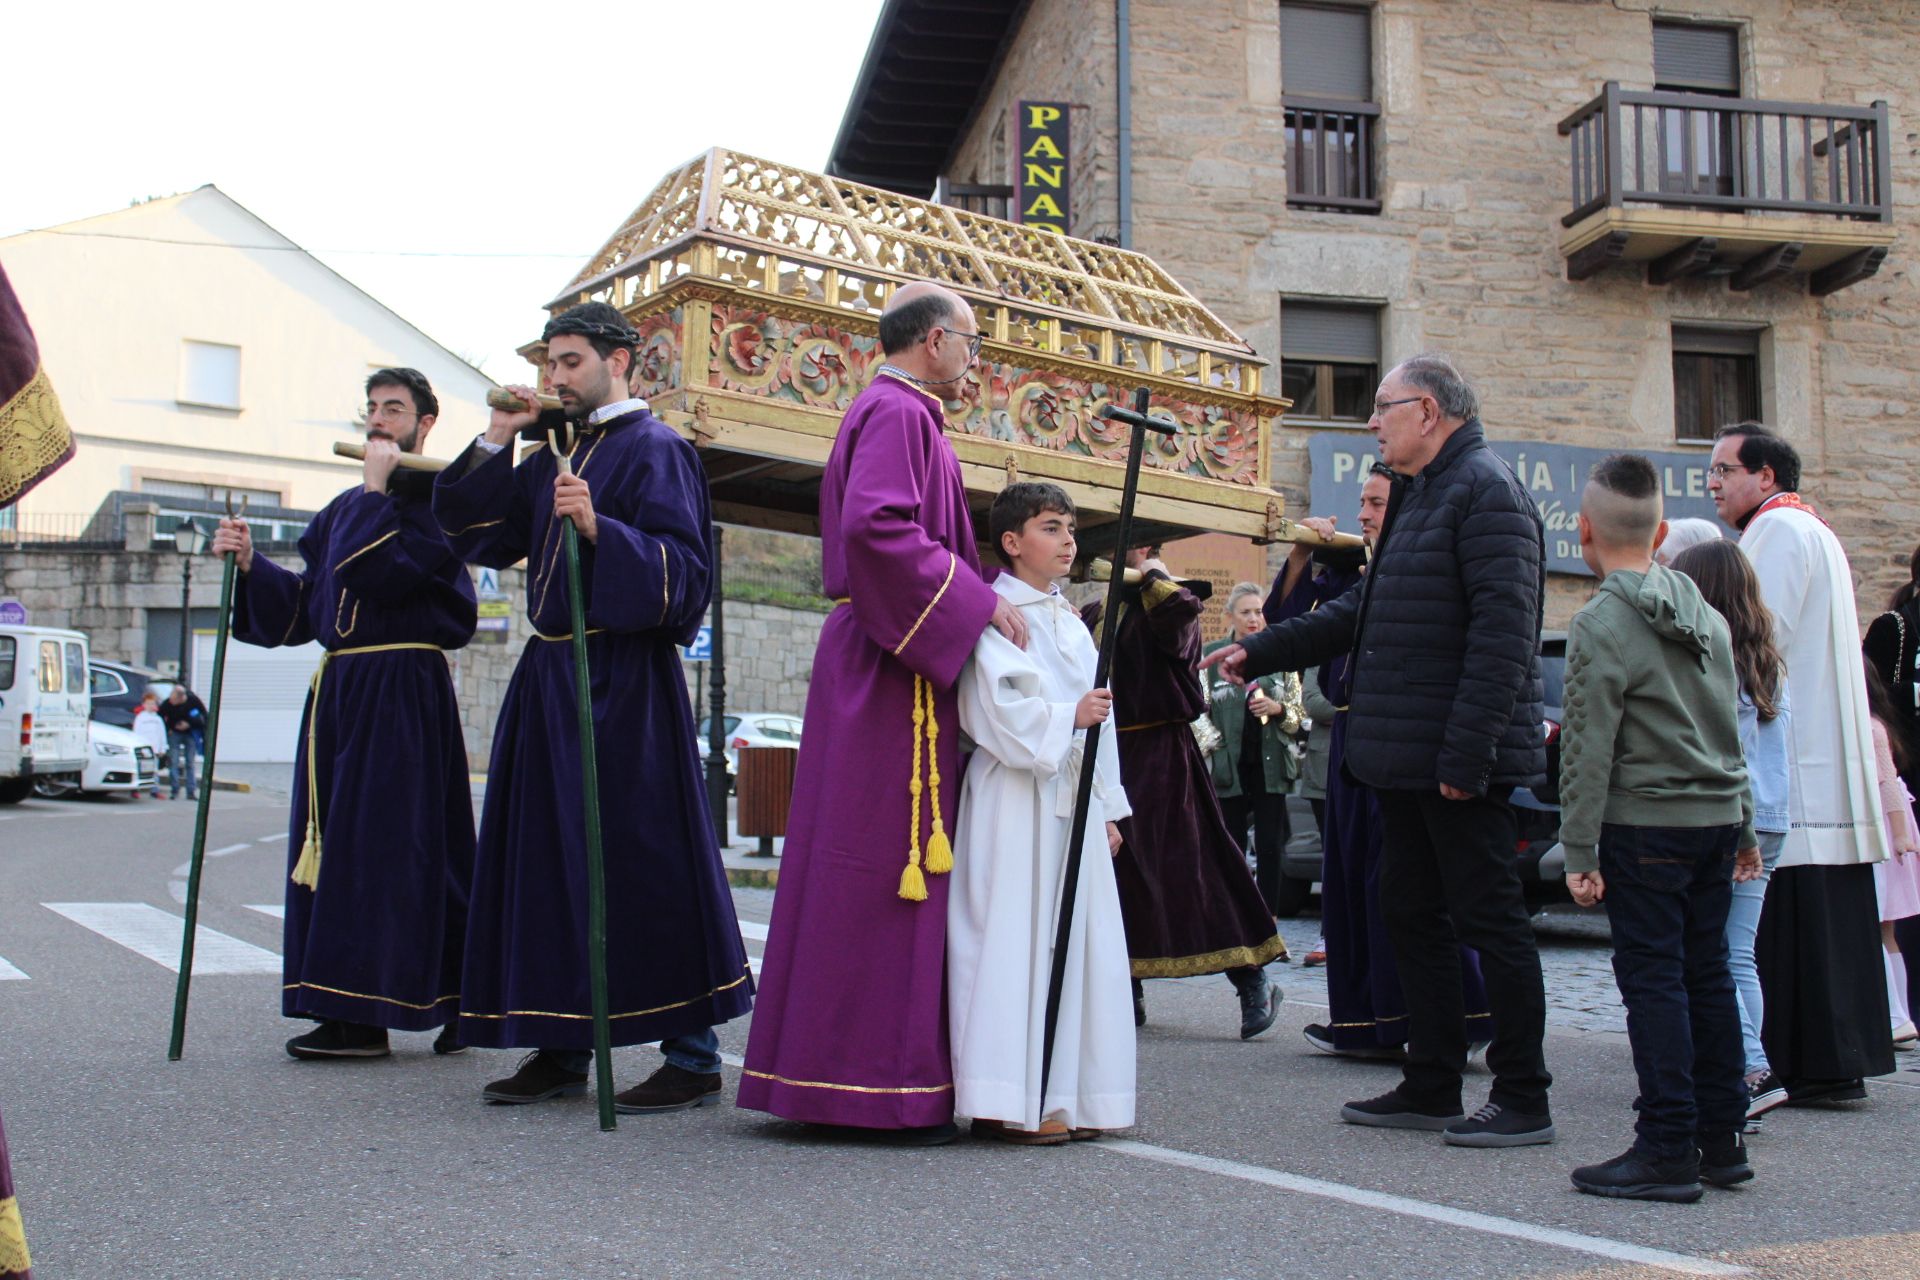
[524,147,1293,551]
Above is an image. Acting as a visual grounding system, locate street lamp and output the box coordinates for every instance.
[173,518,208,686]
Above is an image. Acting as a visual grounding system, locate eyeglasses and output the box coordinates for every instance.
[1706,463,1750,480]
[1369,396,1422,419]
[940,327,985,360]
[364,402,420,421]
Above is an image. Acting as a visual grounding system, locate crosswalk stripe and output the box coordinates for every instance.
[42,903,281,975]
[738,920,769,941]
[0,956,27,981]
[245,904,286,920]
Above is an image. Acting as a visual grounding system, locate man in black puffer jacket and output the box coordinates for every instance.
[1209,354,1553,1148]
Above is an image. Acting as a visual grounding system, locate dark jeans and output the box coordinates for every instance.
[166,730,198,798]
[1599,822,1747,1158]
[1375,786,1551,1113]
[1220,788,1291,916]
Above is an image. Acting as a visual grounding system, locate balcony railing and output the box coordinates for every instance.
[1560,83,1891,226]
[1284,97,1380,213]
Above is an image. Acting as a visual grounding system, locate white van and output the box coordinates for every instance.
[0,625,92,804]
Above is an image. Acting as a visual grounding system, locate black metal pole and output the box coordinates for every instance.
[1039,386,1173,1112]
[706,524,730,842]
[177,554,192,685]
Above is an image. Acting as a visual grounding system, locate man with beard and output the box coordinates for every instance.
[1709,422,1893,1103]
[434,302,752,1112]
[213,368,477,1059]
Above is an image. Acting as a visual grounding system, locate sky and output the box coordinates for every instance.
[2,0,889,382]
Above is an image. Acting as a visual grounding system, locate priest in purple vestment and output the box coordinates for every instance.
[739,282,1022,1143]
[433,303,752,1114]
[213,368,477,1061]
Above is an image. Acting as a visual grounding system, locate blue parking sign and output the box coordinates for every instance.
[681,625,713,662]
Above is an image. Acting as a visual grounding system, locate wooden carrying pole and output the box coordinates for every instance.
[331,441,447,470]
[1038,388,1174,1113]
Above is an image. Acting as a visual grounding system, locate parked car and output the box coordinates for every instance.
[1262,631,1571,912]
[694,713,803,778]
[34,720,160,798]
[87,659,175,729]
[0,624,91,804]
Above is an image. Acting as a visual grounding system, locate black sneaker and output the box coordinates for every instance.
[1239,977,1283,1040]
[286,1021,390,1060]
[1340,1088,1464,1131]
[1784,1077,1866,1107]
[1571,1149,1703,1203]
[1303,1024,1402,1060]
[432,1023,466,1056]
[1745,1070,1787,1119]
[613,1063,723,1114]
[1443,1101,1556,1147]
[481,1051,588,1104]
[1698,1132,1753,1188]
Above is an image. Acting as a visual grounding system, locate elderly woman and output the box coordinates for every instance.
[1203,583,1300,920]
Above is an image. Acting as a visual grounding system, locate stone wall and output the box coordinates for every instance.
[948,0,1920,627]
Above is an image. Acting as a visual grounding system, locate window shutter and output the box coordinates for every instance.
[1282,4,1372,101]
[1653,23,1740,93]
[1672,324,1760,357]
[1283,301,1381,362]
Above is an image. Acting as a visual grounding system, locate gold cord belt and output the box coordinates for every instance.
[291,643,445,890]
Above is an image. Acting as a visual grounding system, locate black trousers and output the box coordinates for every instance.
[1375,786,1551,1113]
[1220,788,1290,917]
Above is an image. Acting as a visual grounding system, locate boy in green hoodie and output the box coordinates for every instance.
[1559,453,1762,1204]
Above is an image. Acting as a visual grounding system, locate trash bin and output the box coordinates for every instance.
[736,745,798,858]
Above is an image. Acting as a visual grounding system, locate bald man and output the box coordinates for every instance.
[739,282,1025,1143]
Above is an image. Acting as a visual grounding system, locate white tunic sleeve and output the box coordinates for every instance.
[958,629,1077,777]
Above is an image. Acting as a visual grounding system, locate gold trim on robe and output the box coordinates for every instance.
[0,363,75,508]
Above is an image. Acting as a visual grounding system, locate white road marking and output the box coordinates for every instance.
[1095,1140,1745,1277]
[42,902,281,975]
[210,843,252,857]
[0,956,27,981]
[246,904,287,920]
[738,920,770,941]
[256,833,288,843]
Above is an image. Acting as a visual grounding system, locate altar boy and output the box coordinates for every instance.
[948,483,1134,1144]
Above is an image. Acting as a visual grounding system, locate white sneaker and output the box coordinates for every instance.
[1893,1019,1918,1050]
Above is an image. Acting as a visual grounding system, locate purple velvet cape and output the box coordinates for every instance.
[738,376,997,1128]
[1100,574,1286,976]
[232,484,477,1031]
[432,410,752,1048]
[1269,568,1490,1049]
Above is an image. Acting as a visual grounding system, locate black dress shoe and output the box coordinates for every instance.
[1238,978,1283,1040]
[481,1051,588,1104]
[1698,1132,1753,1188]
[432,1023,465,1056]
[1784,1077,1867,1106]
[287,1020,390,1060]
[613,1063,723,1114]
[1340,1088,1464,1131]
[1571,1149,1703,1203]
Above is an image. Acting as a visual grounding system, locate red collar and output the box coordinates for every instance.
[1749,491,1827,529]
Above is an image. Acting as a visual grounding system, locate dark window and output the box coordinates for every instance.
[1653,22,1740,198]
[1281,301,1381,425]
[0,637,14,691]
[1282,4,1379,213]
[90,668,128,698]
[1672,325,1761,443]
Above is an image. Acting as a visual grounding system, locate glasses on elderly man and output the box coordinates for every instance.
[1369,396,1423,419]
[940,327,985,360]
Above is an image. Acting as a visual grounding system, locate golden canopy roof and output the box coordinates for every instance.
[527,147,1294,550]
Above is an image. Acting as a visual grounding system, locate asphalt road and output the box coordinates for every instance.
[3,788,1918,1279]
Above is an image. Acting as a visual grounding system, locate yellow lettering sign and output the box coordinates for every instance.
[1023,163,1064,188]
[1024,134,1064,160]
[1027,104,1063,130]
[1023,193,1065,219]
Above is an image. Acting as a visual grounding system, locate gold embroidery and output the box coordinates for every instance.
[333,590,360,639]
[660,543,669,618]
[533,628,606,642]
[457,966,750,1022]
[741,1069,953,1096]
[332,529,397,574]
[284,981,459,1011]
[0,1193,28,1274]
[438,517,504,537]
[277,578,307,646]
[892,551,956,657]
[1128,935,1288,978]
[0,362,75,508]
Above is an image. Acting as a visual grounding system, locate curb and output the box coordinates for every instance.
[210,778,252,793]
[726,864,780,889]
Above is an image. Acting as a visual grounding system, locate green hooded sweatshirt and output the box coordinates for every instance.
[1558,562,1756,874]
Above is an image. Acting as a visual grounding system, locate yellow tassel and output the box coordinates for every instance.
[923,676,952,874]
[925,829,953,875]
[291,825,321,889]
[898,860,928,902]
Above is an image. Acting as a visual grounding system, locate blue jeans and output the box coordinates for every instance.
[1724,830,1785,1076]
[1600,822,1748,1158]
[166,731,198,798]
[550,1028,720,1076]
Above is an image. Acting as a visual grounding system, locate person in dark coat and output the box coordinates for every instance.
[215,367,477,1060]
[1210,354,1553,1148]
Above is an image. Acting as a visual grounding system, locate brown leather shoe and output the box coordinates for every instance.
[1068,1128,1104,1142]
[481,1051,587,1104]
[970,1117,1070,1146]
[613,1063,723,1114]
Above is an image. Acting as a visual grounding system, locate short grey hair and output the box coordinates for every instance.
[1394,354,1479,423]
[1226,582,1265,613]
[1654,516,1723,566]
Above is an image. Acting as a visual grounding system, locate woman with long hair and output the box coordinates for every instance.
[1670,539,1793,1118]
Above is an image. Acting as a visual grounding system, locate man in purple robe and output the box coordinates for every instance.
[434,302,752,1113]
[739,282,1026,1144]
[213,368,477,1060]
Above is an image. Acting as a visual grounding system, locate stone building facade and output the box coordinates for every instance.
[841,0,1918,624]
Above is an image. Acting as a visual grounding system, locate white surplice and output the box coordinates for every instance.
[1741,500,1889,868]
[948,573,1135,1131]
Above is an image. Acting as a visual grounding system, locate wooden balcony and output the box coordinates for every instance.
[1285,97,1380,213]
[1558,83,1895,294]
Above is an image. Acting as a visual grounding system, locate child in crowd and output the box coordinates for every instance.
[1865,666,1920,1049]
[131,690,168,798]
[1558,454,1760,1204]
[1669,539,1793,1122]
[947,482,1134,1145]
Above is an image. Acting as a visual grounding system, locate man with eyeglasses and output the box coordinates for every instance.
[741,281,1028,1145]
[1207,354,1554,1149]
[211,367,478,1062]
[1708,422,1894,1104]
